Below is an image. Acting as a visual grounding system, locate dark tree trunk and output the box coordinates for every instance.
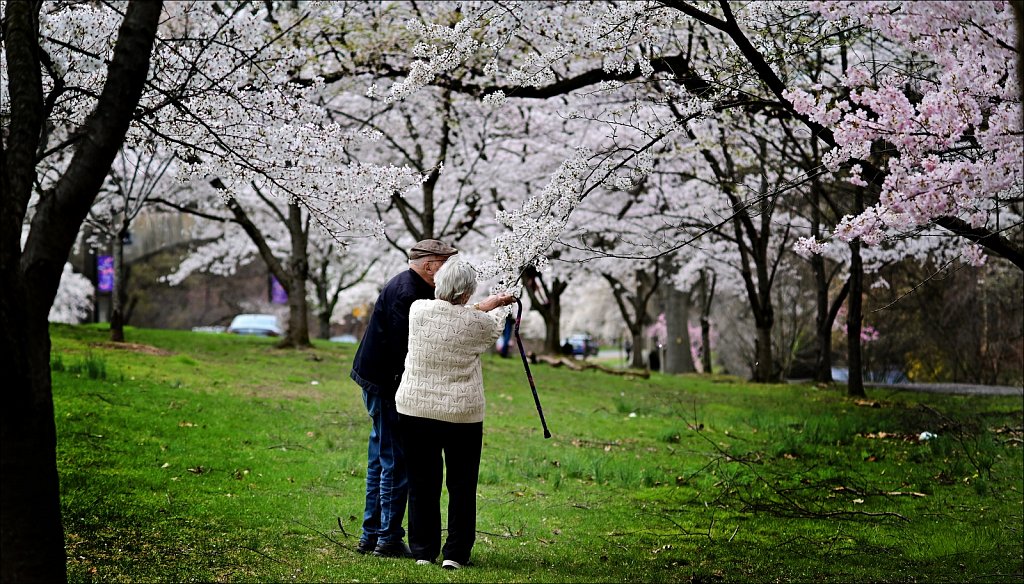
[1,3,162,582]
[700,316,713,374]
[280,202,312,348]
[110,226,129,342]
[808,171,833,384]
[316,287,333,340]
[631,329,646,370]
[846,238,866,397]
[753,321,775,381]
[713,137,784,383]
[738,230,778,383]
[811,253,830,382]
[813,256,850,384]
[698,270,716,374]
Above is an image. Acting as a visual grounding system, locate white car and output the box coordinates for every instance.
[226,314,282,337]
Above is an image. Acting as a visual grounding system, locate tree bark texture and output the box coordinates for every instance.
[698,270,716,374]
[663,284,696,374]
[283,201,312,348]
[1,3,162,581]
[811,253,831,383]
[846,239,866,398]
[109,230,128,342]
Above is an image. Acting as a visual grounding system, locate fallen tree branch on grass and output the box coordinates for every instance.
[536,355,650,378]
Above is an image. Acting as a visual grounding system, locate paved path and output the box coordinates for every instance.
[863,381,1022,397]
[591,351,1022,397]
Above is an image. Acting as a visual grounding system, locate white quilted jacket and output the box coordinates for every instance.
[395,299,505,423]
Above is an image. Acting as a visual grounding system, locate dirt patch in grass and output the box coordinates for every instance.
[90,341,174,356]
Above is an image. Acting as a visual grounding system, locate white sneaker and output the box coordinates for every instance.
[416,559,433,566]
[442,559,463,570]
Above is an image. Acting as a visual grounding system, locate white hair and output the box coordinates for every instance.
[434,259,477,304]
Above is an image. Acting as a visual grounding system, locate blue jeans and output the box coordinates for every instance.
[360,388,407,545]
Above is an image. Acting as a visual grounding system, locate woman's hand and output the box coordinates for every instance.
[474,293,516,312]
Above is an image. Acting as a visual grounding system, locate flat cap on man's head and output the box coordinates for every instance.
[408,239,458,260]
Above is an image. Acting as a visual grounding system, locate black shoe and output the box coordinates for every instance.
[356,539,377,555]
[372,540,412,558]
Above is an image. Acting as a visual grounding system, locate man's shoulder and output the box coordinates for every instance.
[382,269,413,289]
[393,269,433,299]
[379,270,417,299]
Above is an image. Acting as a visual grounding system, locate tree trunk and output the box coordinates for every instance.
[808,171,833,384]
[754,322,775,382]
[663,285,695,374]
[1,310,64,584]
[811,253,832,383]
[698,270,716,374]
[313,259,335,340]
[521,268,566,355]
[630,329,646,369]
[700,316,713,374]
[110,227,128,342]
[283,269,312,348]
[541,285,565,355]
[846,239,866,398]
[317,298,333,340]
[281,202,312,348]
[2,3,162,581]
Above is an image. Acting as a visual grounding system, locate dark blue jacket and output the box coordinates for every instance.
[350,268,434,397]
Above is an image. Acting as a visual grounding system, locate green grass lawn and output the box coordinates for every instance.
[51,324,1023,583]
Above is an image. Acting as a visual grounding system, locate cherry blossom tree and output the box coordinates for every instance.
[3,4,161,579]
[378,0,1020,389]
[1,1,438,577]
[86,144,182,341]
[785,1,1021,266]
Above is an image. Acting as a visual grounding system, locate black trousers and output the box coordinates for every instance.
[398,414,483,564]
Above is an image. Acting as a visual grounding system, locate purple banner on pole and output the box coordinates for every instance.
[271,275,288,304]
[97,255,114,293]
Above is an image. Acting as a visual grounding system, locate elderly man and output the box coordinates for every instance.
[349,239,458,558]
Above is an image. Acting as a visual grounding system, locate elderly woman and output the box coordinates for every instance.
[395,258,515,570]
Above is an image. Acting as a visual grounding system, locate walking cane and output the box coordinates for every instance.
[513,298,552,438]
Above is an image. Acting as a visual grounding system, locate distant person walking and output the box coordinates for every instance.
[395,259,515,570]
[349,239,458,558]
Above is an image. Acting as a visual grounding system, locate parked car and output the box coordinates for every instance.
[226,314,282,337]
[562,333,599,357]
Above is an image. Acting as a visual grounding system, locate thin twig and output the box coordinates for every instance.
[266,443,313,452]
[292,519,344,547]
